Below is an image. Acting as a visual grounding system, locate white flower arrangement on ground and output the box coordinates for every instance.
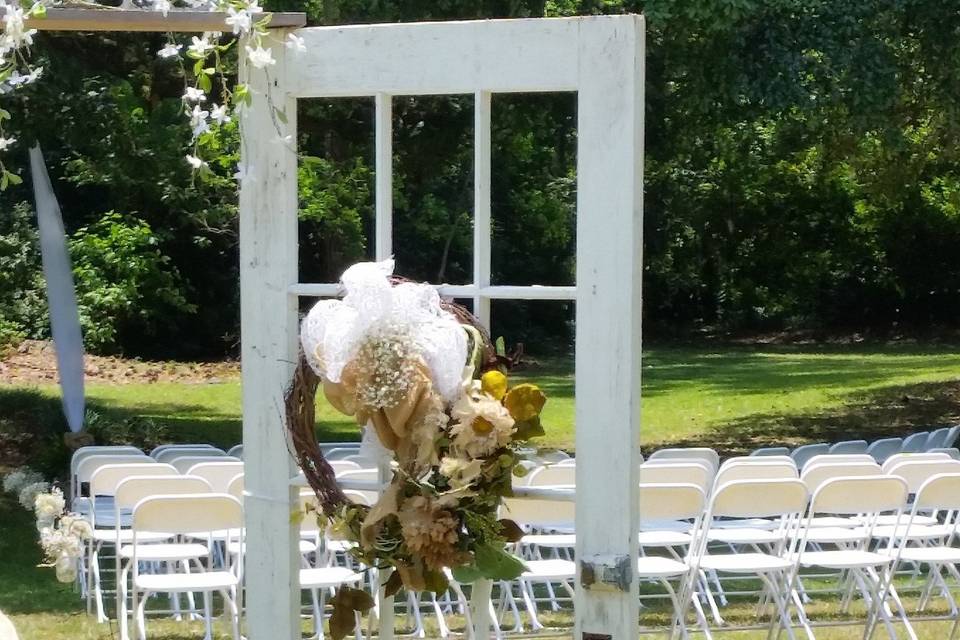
[2,466,43,495]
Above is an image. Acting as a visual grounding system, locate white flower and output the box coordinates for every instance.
[0,136,16,151]
[188,36,214,57]
[449,389,516,458]
[19,481,49,511]
[285,33,306,54]
[34,487,65,520]
[26,66,42,83]
[3,467,41,494]
[158,42,182,59]
[152,0,172,17]
[225,7,251,35]
[244,0,264,13]
[244,44,275,69]
[210,103,231,125]
[185,154,207,169]
[439,456,483,490]
[183,86,206,102]
[189,104,210,137]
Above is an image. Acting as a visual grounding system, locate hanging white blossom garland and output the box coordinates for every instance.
[0,0,305,188]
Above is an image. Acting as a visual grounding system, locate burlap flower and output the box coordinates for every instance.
[398,495,464,570]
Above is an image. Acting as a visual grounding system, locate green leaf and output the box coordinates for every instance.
[198,74,212,93]
[5,172,20,186]
[512,415,545,441]
[473,543,527,580]
[274,107,288,124]
[512,463,529,478]
[451,563,483,584]
[422,568,449,594]
[31,4,45,18]
[289,508,305,525]
[498,518,525,543]
[383,570,403,599]
[495,336,506,356]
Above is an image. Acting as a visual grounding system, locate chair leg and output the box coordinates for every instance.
[518,580,544,631]
[118,563,130,640]
[136,590,150,640]
[91,541,109,623]
[220,588,241,640]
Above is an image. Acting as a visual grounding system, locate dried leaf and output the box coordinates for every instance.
[498,518,525,543]
[383,570,403,599]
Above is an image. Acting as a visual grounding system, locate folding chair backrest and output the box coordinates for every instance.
[945,425,960,449]
[930,448,960,460]
[886,460,960,493]
[342,454,378,466]
[750,447,791,457]
[866,437,904,463]
[828,440,869,454]
[526,465,576,487]
[337,469,380,504]
[344,489,371,506]
[227,473,244,500]
[803,453,874,471]
[114,475,212,512]
[900,432,930,454]
[501,494,575,528]
[76,454,154,492]
[331,461,362,475]
[169,455,239,474]
[150,443,218,458]
[914,473,960,511]
[536,450,571,464]
[554,458,577,467]
[187,461,245,492]
[638,483,706,523]
[133,493,242,535]
[882,452,951,473]
[89,463,177,498]
[801,462,881,493]
[790,443,830,468]
[324,447,361,461]
[639,463,712,492]
[648,448,719,472]
[227,444,244,459]
[710,479,808,519]
[810,476,908,515]
[714,461,798,485]
[926,427,951,450]
[723,455,795,467]
[154,447,228,464]
[72,445,142,477]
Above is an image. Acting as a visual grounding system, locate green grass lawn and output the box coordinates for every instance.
[9,344,959,454]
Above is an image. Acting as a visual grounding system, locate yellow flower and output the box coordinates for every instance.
[480,370,508,400]
[503,384,546,422]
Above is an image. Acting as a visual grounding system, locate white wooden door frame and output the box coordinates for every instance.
[239,15,644,640]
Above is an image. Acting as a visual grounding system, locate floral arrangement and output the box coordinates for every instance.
[2,465,44,495]
[18,479,49,510]
[294,260,546,638]
[0,0,303,186]
[38,510,92,583]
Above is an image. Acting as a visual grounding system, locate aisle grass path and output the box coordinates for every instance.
[6,344,960,453]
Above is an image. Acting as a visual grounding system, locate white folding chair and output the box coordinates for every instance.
[525,465,576,488]
[796,476,914,639]
[71,446,143,499]
[500,494,576,632]
[875,460,960,538]
[722,455,795,468]
[331,460,362,475]
[74,453,153,507]
[186,461,245,493]
[85,463,177,622]
[802,453,874,472]
[693,479,811,639]
[867,438,904,463]
[639,463,713,494]
[113,475,213,640]
[226,474,243,500]
[130,494,243,640]
[799,462,881,531]
[888,473,960,637]
[226,444,244,459]
[336,469,381,505]
[637,482,711,637]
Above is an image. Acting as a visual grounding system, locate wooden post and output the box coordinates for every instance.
[473,90,492,329]
[238,30,301,640]
[574,15,645,640]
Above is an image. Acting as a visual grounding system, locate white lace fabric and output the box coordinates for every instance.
[300,260,468,403]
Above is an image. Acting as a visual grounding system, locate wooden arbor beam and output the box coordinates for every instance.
[22,8,305,32]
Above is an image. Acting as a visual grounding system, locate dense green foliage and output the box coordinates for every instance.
[1,0,959,356]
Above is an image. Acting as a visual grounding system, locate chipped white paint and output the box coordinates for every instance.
[243,15,645,640]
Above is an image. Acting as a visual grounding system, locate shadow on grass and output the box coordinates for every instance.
[663,378,960,458]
